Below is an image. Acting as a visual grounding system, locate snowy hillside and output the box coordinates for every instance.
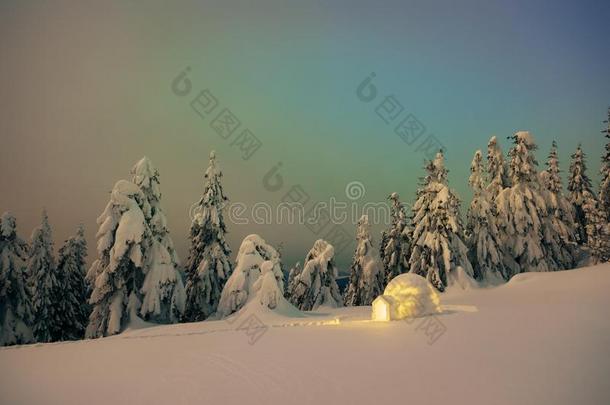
[1,263,609,405]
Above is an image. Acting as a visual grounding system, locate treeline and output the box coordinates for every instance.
[0,214,88,345]
[1,110,609,346]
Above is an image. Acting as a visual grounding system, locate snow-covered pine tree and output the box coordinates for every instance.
[582,197,610,263]
[29,211,61,343]
[486,135,510,200]
[216,234,281,318]
[379,230,388,267]
[466,150,507,282]
[408,151,475,291]
[56,225,89,340]
[539,141,578,270]
[567,145,596,245]
[184,151,232,322]
[599,108,610,221]
[496,131,550,275]
[485,136,518,276]
[0,213,33,346]
[86,180,150,338]
[131,157,185,324]
[289,239,343,311]
[284,261,301,299]
[380,192,411,285]
[344,215,384,306]
[276,242,288,277]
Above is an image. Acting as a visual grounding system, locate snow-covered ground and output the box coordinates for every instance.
[1,263,609,405]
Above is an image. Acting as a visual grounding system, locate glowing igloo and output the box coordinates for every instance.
[372,273,442,321]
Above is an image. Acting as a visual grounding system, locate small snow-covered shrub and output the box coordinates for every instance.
[288,239,342,311]
[216,234,282,318]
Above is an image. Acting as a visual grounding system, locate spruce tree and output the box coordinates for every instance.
[496,132,550,275]
[599,108,610,221]
[379,231,389,270]
[582,197,610,263]
[0,212,33,346]
[86,180,150,338]
[131,157,185,324]
[539,141,578,270]
[486,135,510,199]
[344,215,384,306]
[285,262,301,299]
[408,151,474,291]
[380,192,411,285]
[56,225,89,340]
[466,150,507,282]
[567,145,596,245]
[184,151,232,321]
[29,211,61,343]
[289,239,342,311]
[485,136,517,275]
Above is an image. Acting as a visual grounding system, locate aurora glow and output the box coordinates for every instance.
[1,0,609,269]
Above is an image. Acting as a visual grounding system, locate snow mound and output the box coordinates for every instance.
[377,273,442,320]
[447,266,479,290]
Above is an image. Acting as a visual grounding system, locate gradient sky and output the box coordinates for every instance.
[1,0,609,271]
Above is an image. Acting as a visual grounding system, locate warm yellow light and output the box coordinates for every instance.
[372,296,391,321]
[371,274,442,321]
[384,285,421,320]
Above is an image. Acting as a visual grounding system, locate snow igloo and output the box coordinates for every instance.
[372,273,442,321]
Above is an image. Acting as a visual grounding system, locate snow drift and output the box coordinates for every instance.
[1,264,610,405]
